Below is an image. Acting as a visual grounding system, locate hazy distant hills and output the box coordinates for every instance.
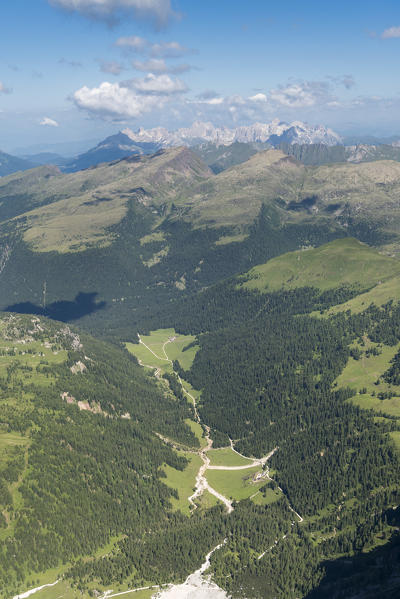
[63,131,161,172]
[21,151,70,167]
[0,149,36,176]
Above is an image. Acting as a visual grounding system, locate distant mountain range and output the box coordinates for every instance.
[5,120,400,177]
[62,120,342,172]
[119,119,343,147]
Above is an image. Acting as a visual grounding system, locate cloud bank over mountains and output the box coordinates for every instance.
[72,74,362,125]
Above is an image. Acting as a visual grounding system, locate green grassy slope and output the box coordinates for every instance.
[182,150,400,255]
[194,141,268,173]
[4,148,400,258]
[206,466,264,501]
[13,148,211,253]
[324,274,400,315]
[243,238,400,292]
[185,149,304,227]
[336,340,400,418]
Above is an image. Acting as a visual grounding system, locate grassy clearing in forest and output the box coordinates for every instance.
[162,451,202,516]
[140,231,166,245]
[324,274,400,316]
[0,431,29,452]
[207,447,253,467]
[180,378,201,403]
[215,233,248,246]
[206,466,264,501]
[242,238,400,293]
[389,431,400,452]
[335,341,400,417]
[185,419,204,447]
[0,338,67,386]
[126,328,199,374]
[194,489,221,510]
[126,341,172,372]
[251,486,282,506]
[350,395,400,418]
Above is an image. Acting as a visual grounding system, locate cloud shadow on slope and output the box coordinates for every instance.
[4,291,106,322]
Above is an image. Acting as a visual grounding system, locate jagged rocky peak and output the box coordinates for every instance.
[120,120,342,148]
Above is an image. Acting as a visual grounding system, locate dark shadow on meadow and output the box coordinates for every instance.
[5,291,106,322]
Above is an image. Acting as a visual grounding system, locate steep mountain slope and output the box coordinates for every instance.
[184,149,305,227]
[194,141,270,173]
[281,142,400,165]
[0,147,211,251]
[64,131,161,172]
[243,238,400,292]
[184,150,400,252]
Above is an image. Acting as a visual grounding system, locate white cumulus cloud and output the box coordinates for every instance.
[49,0,176,27]
[197,96,224,105]
[249,93,268,102]
[382,26,400,39]
[73,80,164,118]
[40,117,59,127]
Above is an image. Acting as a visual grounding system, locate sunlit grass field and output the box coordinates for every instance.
[161,450,202,515]
[335,341,400,418]
[206,466,264,501]
[207,447,253,467]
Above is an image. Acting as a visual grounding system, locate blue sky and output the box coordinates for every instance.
[1,0,400,152]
